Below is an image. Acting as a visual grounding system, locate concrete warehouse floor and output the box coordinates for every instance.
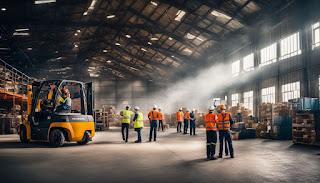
[0,128,320,183]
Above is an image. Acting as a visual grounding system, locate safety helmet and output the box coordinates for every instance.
[125,105,130,109]
[209,106,215,111]
[192,108,196,112]
[179,108,182,111]
[134,106,140,110]
[153,104,158,109]
[219,104,226,110]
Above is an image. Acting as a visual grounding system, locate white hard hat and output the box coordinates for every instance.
[179,108,182,111]
[134,106,140,110]
[209,106,215,111]
[192,108,196,112]
[153,104,158,109]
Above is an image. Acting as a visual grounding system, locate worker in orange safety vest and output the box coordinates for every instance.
[148,105,160,142]
[158,108,164,132]
[217,104,235,158]
[176,108,184,133]
[204,106,218,160]
[183,109,190,134]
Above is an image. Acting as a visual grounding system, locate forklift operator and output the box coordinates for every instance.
[55,88,72,113]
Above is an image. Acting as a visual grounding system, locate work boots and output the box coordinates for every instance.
[210,144,216,160]
[206,145,211,160]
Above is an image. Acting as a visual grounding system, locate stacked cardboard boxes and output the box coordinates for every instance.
[257,102,292,139]
[228,104,252,123]
[292,112,319,145]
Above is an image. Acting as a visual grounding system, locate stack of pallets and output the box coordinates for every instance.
[292,112,319,145]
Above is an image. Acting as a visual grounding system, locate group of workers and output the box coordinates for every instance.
[204,104,234,160]
[119,104,235,160]
[176,108,197,135]
[120,105,164,143]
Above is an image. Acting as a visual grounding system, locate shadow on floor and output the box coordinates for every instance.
[0,141,84,149]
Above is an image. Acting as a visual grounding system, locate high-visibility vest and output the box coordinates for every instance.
[121,110,132,123]
[204,113,217,131]
[148,110,159,120]
[158,112,164,120]
[184,111,190,120]
[48,90,54,100]
[176,111,184,122]
[134,112,144,128]
[217,112,231,131]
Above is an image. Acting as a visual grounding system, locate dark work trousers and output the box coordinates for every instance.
[190,120,196,135]
[225,138,229,155]
[219,130,234,157]
[158,120,164,131]
[149,120,158,141]
[206,130,217,159]
[134,128,142,142]
[121,123,129,142]
[177,121,182,132]
[183,119,189,134]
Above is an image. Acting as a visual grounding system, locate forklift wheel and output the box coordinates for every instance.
[77,131,91,145]
[19,127,29,143]
[50,129,65,147]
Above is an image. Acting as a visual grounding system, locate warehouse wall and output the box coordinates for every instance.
[220,1,320,117]
[93,80,162,111]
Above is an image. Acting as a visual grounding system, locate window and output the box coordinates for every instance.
[312,22,320,49]
[261,86,276,104]
[231,93,239,106]
[243,53,254,72]
[260,43,277,67]
[243,91,253,113]
[232,60,240,77]
[280,32,301,60]
[319,76,320,97]
[281,81,300,102]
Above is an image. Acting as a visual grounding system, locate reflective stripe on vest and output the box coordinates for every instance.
[121,110,132,123]
[134,112,144,128]
[217,112,231,131]
[204,113,217,131]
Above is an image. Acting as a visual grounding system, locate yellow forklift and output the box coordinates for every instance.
[18,80,95,147]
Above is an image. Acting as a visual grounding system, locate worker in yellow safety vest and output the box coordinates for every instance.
[133,106,144,143]
[120,106,132,142]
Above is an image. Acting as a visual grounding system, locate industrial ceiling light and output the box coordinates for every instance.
[1,7,6,11]
[211,10,231,20]
[115,42,121,46]
[171,55,175,58]
[13,32,30,36]
[14,28,29,32]
[168,37,173,40]
[103,49,107,53]
[186,33,196,39]
[77,30,81,33]
[74,44,79,48]
[150,1,158,6]
[150,37,159,41]
[83,11,88,16]
[141,48,147,52]
[34,0,56,4]
[88,0,97,10]
[125,34,131,38]
[175,10,186,21]
[74,33,78,36]
[106,15,116,19]
[147,42,152,45]
[27,47,33,51]
[107,60,112,63]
